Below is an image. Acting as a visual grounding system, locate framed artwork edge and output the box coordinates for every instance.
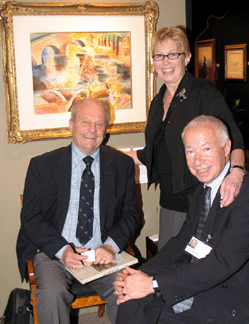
[224,43,247,81]
[194,38,216,84]
[0,1,159,144]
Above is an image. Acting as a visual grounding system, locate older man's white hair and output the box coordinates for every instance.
[70,98,110,128]
[182,115,230,147]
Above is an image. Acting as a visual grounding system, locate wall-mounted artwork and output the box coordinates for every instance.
[0,1,158,143]
[225,44,247,81]
[195,39,216,84]
[31,31,132,114]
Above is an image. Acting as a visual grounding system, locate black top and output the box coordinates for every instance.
[137,72,244,212]
[153,106,189,211]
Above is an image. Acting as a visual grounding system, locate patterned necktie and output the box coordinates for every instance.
[76,156,94,245]
[173,186,212,314]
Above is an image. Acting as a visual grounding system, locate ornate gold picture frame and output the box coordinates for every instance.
[0,1,158,143]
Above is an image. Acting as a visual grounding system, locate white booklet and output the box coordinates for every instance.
[63,251,138,285]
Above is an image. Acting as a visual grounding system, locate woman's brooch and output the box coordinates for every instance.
[176,88,187,102]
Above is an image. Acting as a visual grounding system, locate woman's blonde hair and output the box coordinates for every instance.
[151,26,191,57]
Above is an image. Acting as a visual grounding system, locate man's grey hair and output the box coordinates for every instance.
[70,99,111,128]
[182,115,230,146]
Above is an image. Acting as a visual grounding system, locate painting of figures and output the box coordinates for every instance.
[31,32,131,116]
[197,46,212,80]
[195,39,216,84]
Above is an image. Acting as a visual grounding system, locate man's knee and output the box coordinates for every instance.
[33,252,74,305]
[116,296,164,324]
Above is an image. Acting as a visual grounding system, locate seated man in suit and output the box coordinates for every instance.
[16,99,139,324]
[114,115,249,324]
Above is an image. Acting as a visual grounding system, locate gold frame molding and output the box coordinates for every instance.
[0,1,158,143]
[225,44,247,81]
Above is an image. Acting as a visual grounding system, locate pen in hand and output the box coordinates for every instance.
[69,242,84,266]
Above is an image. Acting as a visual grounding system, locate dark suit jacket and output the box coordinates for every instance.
[141,174,249,323]
[16,144,139,281]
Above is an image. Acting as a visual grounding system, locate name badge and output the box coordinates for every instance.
[185,236,212,259]
[81,249,95,262]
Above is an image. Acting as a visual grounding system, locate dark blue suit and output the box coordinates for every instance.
[117,174,249,323]
[16,144,139,281]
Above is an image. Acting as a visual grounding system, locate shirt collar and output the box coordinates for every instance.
[204,162,230,204]
[72,142,100,163]
[205,162,230,189]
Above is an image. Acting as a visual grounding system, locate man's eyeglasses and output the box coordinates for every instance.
[152,52,185,61]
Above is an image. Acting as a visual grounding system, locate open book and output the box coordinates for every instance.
[64,251,138,284]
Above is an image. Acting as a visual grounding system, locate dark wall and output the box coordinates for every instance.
[187,1,249,148]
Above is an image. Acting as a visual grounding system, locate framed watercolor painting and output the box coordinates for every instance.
[0,1,158,143]
[195,39,216,84]
[225,44,247,81]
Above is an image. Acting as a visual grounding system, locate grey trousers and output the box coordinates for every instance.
[33,252,118,324]
[158,207,186,251]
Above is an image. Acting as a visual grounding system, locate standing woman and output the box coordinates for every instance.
[129,26,245,250]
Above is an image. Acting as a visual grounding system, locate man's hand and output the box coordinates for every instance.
[220,167,244,207]
[62,245,90,269]
[94,244,116,265]
[113,266,154,304]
